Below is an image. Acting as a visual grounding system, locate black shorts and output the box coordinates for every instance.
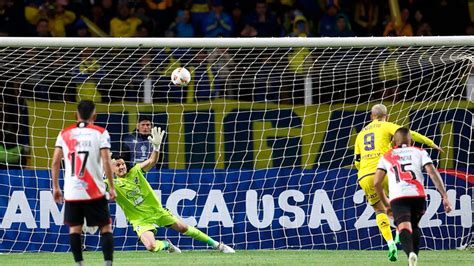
[64,196,111,227]
[390,197,426,227]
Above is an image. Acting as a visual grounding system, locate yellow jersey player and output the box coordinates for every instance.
[354,104,442,261]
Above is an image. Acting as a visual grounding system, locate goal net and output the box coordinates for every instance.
[0,37,472,252]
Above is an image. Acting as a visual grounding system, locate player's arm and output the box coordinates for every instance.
[424,163,452,213]
[386,122,442,152]
[51,147,63,203]
[139,127,166,172]
[409,130,443,152]
[101,148,116,200]
[354,134,361,170]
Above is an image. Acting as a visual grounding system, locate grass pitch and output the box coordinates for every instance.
[1,250,472,265]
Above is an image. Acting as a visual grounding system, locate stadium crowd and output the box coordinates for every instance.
[0,0,472,38]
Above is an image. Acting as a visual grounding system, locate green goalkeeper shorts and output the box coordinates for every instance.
[132,208,179,238]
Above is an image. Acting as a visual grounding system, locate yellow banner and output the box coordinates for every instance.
[27,100,473,170]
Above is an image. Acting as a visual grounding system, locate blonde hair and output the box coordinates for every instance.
[371,104,388,120]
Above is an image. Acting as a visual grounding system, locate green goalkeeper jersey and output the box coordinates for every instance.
[106,164,164,224]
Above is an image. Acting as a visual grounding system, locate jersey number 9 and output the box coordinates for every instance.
[363,133,375,151]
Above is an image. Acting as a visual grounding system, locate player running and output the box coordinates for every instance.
[374,127,452,266]
[51,100,116,266]
[108,126,235,254]
[353,104,443,261]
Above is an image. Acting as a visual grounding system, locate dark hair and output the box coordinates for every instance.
[77,100,96,120]
[111,154,125,161]
[138,114,152,123]
[394,127,410,136]
[393,127,411,146]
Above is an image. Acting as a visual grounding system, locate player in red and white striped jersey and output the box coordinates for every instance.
[374,127,452,266]
[51,100,116,266]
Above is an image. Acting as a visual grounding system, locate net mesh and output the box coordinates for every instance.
[0,43,472,252]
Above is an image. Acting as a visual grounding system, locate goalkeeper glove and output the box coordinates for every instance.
[148,127,166,151]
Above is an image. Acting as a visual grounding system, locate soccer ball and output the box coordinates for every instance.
[171,67,191,86]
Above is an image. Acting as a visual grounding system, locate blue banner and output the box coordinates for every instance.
[0,169,472,252]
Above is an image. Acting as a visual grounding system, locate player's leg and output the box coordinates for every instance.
[99,225,114,265]
[391,199,418,266]
[169,220,217,247]
[64,201,86,266]
[359,175,396,260]
[410,198,426,256]
[69,225,85,266]
[169,220,235,253]
[140,230,170,252]
[85,196,114,265]
[134,223,180,253]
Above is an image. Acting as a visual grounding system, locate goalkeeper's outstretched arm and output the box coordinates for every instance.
[139,127,166,172]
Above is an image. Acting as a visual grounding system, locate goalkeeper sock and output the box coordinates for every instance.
[69,233,83,263]
[399,229,414,256]
[376,212,393,244]
[184,226,218,247]
[153,240,169,252]
[100,232,114,262]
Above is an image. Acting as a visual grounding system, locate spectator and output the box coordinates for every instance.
[354,0,378,36]
[416,22,432,36]
[133,3,154,33]
[383,8,413,36]
[241,0,280,37]
[289,15,311,37]
[74,48,104,102]
[187,50,220,102]
[203,0,233,37]
[335,14,355,37]
[319,4,350,37]
[231,3,245,37]
[190,0,210,36]
[166,9,195,37]
[35,18,52,37]
[89,4,110,35]
[25,1,76,37]
[412,10,432,36]
[0,0,28,36]
[109,3,142,37]
[0,80,29,169]
[135,24,150,37]
[122,114,153,165]
[208,48,234,98]
[146,0,172,36]
[75,19,91,37]
[98,0,116,34]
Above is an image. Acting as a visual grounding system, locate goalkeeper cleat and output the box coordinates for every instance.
[216,242,235,254]
[408,252,418,266]
[166,240,181,253]
[388,242,398,262]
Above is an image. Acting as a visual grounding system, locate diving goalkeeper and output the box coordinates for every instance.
[107,127,235,254]
[354,104,442,261]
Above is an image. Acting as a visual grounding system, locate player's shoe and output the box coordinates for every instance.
[388,242,398,261]
[216,242,235,253]
[408,252,418,266]
[166,240,182,253]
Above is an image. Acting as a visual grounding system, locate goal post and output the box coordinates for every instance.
[0,37,472,252]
